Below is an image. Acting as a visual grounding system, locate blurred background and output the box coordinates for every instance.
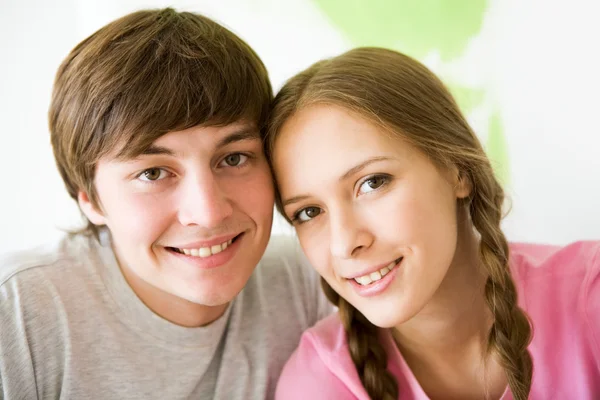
[1,0,599,254]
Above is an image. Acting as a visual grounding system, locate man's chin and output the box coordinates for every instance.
[178,276,248,307]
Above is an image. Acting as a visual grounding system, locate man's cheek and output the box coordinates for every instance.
[118,198,168,234]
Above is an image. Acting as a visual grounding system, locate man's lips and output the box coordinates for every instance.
[166,233,243,256]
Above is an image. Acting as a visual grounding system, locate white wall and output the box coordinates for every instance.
[1,0,599,255]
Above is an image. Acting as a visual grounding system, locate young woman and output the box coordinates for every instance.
[265,47,600,399]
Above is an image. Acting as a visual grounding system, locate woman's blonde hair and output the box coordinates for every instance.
[265,47,532,400]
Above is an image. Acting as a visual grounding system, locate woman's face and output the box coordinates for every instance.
[272,104,471,328]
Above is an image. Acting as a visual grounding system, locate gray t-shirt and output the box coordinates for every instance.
[0,231,332,399]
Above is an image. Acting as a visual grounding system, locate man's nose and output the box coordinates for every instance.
[177,173,233,229]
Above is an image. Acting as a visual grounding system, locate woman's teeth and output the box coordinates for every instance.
[179,239,233,257]
[354,259,400,286]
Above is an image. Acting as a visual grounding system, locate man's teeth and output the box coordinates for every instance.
[354,259,398,286]
[180,239,233,257]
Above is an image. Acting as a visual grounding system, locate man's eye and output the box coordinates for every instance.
[221,153,249,167]
[294,206,322,223]
[358,175,389,194]
[138,168,168,182]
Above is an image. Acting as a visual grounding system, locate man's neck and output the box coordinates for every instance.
[120,262,228,327]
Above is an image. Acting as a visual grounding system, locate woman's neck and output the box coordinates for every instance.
[394,224,489,352]
[392,213,507,399]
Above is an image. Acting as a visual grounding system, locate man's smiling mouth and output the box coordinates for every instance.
[168,233,242,257]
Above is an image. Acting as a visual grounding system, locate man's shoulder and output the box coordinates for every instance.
[0,232,112,397]
[1,238,65,287]
[259,234,304,266]
[252,234,314,288]
[240,234,332,325]
[0,232,100,289]
[0,231,110,345]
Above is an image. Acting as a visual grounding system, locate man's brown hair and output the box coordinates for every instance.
[49,8,272,236]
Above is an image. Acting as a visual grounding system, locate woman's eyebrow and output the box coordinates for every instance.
[338,156,392,182]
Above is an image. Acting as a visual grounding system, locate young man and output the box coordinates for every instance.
[0,8,331,399]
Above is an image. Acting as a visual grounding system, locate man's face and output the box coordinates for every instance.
[79,122,274,324]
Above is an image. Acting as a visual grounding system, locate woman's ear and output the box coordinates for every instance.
[455,170,472,199]
[77,191,106,225]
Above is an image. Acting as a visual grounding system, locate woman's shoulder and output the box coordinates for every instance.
[289,313,354,375]
[275,313,371,400]
[304,313,347,347]
[509,240,600,287]
[508,240,600,310]
[509,240,600,387]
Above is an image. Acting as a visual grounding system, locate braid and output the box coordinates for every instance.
[468,169,533,400]
[321,279,398,400]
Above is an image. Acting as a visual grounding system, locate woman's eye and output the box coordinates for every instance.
[358,175,389,194]
[220,153,248,167]
[138,168,169,182]
[294,206,322,223]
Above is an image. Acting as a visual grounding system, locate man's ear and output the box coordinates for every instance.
[455,170,472,199]
[77,191,106,225]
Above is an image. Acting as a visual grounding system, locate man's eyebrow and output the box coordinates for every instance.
[282,156,393,207]
[140,145,177,157]
[135,127,260,158]
[216,127,260,147]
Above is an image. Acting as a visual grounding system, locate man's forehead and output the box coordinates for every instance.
[110,121,260,161]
